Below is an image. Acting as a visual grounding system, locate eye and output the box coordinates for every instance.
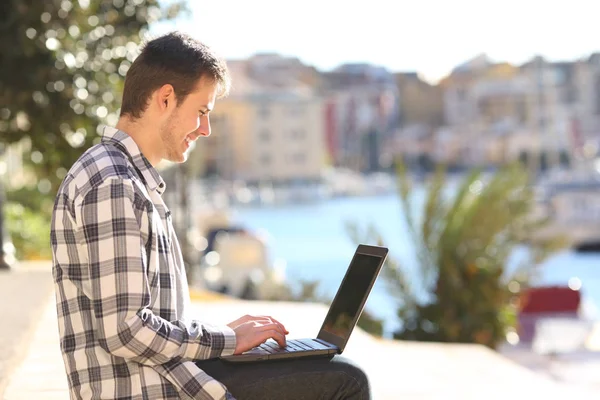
[198,110,208,116]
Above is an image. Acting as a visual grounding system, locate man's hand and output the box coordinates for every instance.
[227,315,289,354]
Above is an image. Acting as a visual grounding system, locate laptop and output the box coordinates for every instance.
[220,244,388,363]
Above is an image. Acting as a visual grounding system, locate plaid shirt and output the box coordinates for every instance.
[51,127,237,399]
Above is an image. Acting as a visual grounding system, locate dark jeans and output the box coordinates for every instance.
[196,355,370,400]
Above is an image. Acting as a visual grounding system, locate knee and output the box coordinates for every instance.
[333,356,371,399]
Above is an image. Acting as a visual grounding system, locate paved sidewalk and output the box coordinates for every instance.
[4,295,600,399]
[0,263,54,397]
[3,296,68,399]
[191,300,600,399]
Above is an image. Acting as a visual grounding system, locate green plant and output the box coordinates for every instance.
[348,160,565,349]
[3,187,55,260]
[1,0,185,193]
[355,310,384,337]
[5,202,52,261]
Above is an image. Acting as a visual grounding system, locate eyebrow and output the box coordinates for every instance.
[199,104,213,112]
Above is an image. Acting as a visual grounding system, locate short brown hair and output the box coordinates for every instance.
[120,32,230,119]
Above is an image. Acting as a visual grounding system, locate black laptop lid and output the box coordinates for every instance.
[317,244,388,352]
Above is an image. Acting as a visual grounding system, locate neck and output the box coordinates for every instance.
[115,115,161,166]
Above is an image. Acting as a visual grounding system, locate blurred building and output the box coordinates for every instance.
[395,72,444,129]
[519,57,573,162]
[321,64,400,172]
[196,54,327,185]
[390,124,435,169]
[426,55,482,166]
[392,72,444,168]
[572,53,600,152]
[436,53,600,169]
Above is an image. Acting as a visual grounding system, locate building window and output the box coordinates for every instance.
[259,129,270,141]
[291,153,306,164]
[258,104,270,118]
[538,116,546,129]
[260,154,271,165]
[595,77,600,115]
[566,88,578,104]
[290,129,305,140]
[516,99,527,123]
[289,105,306,117]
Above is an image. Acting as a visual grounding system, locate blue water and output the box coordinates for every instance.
[229,193,600,337]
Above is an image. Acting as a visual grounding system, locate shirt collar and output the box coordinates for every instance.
[101,126,166,195]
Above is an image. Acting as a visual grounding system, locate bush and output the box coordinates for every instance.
[4,187,53,261]
[348,161,565,349]
[5,202,52,260]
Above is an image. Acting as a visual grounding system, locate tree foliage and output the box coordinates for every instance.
[348,161,565,349]
[0,0,184,193]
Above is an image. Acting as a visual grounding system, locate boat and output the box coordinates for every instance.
[533,160,600,251]
[194,208,287,299]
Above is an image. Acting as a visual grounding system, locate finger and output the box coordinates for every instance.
[258,315,289,334]
[260,329,286,348]
[257,322,287,337]
[242,315,274,325]
[227,319,249,329]
[227,316,246,329]
[228,315,269,329]
[269,318,289,334]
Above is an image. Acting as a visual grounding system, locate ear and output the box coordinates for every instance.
[155,84,176,113]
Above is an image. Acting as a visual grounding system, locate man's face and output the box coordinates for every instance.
[159,78,217,163]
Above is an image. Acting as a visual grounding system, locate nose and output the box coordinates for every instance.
[197,115,211,137]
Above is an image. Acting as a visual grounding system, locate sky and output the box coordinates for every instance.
[153,0,599,84]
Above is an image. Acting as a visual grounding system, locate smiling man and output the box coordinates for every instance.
[51,32,370,400]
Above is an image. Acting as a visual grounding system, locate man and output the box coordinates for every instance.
[51,32,370,400]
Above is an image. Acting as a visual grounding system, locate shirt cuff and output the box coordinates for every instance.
[219,325,237,357]
[189,323,237,360]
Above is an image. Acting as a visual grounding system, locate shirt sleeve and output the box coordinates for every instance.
[77,178,236,397]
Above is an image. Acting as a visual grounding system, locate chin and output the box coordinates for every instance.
[165,152,187,164]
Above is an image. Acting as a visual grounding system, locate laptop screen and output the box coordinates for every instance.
[320,252,383,342]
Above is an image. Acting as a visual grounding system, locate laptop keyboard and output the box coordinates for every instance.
[259,339,320,354]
